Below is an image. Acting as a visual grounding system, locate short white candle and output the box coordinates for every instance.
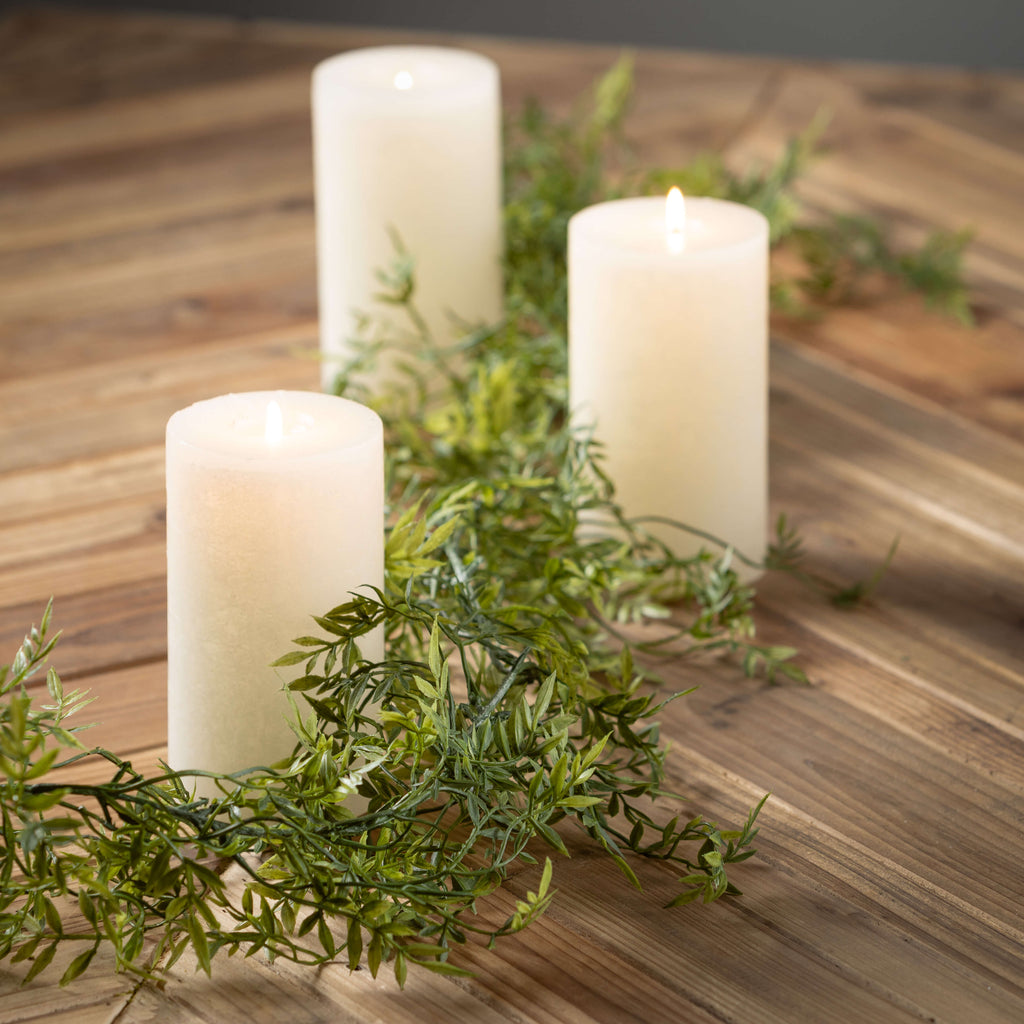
[568,193,769,569]
[166,391,384,797]
[313,46,504,390]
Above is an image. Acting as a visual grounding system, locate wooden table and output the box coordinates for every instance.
[2,9,1023,1022]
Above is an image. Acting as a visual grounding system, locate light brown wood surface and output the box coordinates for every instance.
[2,8,1023,1022]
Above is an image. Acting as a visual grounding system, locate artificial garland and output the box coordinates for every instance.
[0,59,967,987]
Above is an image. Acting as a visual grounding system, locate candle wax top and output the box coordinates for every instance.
[313,46,498,100]
[569,196,768,260]
[166,391,382,465]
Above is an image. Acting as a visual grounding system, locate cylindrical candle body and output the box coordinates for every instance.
[313,46,504,391]
[166,391,384,797]
[568,196,769,568]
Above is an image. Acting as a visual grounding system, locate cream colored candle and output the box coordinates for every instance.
[166,391,383,798]
[312,46,504,391]
[568,192,769,568]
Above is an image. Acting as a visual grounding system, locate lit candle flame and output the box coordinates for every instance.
[265,400,283,444]
[666,187,686,253]
[394,70,413,90]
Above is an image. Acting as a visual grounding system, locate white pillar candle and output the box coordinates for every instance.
[568,192,769,569]
[166,391,384,797]
[313,46,504,391]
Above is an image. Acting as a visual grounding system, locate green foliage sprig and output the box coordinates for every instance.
[1,58,965,990]
[504,57,973,327]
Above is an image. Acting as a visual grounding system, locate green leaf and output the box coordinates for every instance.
[19,786,67,811]
[22,942,57,984]
[46,668,63,701]
[428,619,443,679]
[42,898,63,936]
[558,795,601,809]
[187,917,211,977]
[269,651,309,668]
[59,945,96,986]
[10,938,40,964]
[318,917,336,959]
[24,748,59,781]
[366,932,382,978]
[347,916,363,970]
[76,892,96,933]
[535,822,568,856]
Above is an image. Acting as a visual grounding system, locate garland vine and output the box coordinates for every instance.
[0,58,967,988]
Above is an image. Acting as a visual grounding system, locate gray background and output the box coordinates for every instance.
[26,0,1024,69]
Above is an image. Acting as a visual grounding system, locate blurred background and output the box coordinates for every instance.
[34,0,1024,69]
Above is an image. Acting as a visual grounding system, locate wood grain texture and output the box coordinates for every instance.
[1,8,1022,1022]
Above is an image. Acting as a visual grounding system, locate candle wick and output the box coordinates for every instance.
[665,186,686,253]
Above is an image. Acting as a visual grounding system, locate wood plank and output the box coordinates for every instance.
[0,67,313,170]
[0,278,317,388]
[49,661,167,761]
[649,751,1024,1022]
[666,668,1024,932]
[0,895,135,1024]
[726,65,1024,260]
[0,448,163,528]
[756,600,1024,793]
[120,868,726,1024]
[771,342,1024,490]
[0,327,319,472]
[0,9,323,120]
[0,118,313,257]
[0,582,167,681]
[0,221,314,327]
[0,497,165,577]
[536,831,1024,1024]
[3,9,1024,1022]
[0,976,132,1024]
[722,67,1024,440]
[835,62,1024,154]
[43,729,1024,1023]
[770,444,1024,683]
[0,651,1018,1017]
[0,545,164,620]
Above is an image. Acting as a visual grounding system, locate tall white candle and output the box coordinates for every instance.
[166,390,384,797]
[568,193,769,569]
[313,46,504,391]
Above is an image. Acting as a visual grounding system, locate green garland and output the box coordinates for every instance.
[0,60,966,988]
